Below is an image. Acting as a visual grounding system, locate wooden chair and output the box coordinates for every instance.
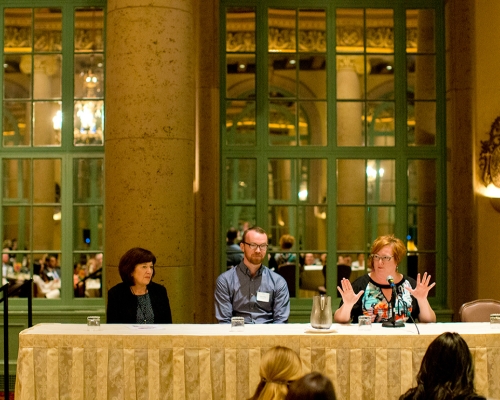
[458,299,500,322]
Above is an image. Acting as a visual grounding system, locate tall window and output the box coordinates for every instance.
[1,3,105,303]
[221,2,445,313]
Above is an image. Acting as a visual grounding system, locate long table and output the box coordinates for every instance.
[15,323,500,400]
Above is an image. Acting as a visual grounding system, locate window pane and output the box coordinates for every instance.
[225,100,256,145]
[73,100,104,145]
[408,159,436,204]
[367,159,395,204]
[409,101,436,146]
[75,54,104,98]
[269,100,297,146]
[2,159,31,200]
[298,101,326,146]
[298,55,326,99]
[4,8,33,53]
[4,55,31,99]
[337,159,366,204]
[367,55,394,100]
[269,53,297,98]
[33,55,62,99]
[34,8,62,52]
[337,101,364,146]
[297,159,327,205]
[367,206,395,241]
[33,159,61,203]
[225,207,255,237]
[3,101,32,146]
[33,206,61,251]
[408,205,435,252]
[407,9,435,54]
[74,8,105,52]
[268,206,296,245]
[337,206,365,250]
[298,205,327,251]
[367,101,395,146]
[2,206,31,255]
[269,159,293,201]
[336,9,364,53]
[73,159,104,203]
[298,9,326,53]
[226,159,256,201]
[73,206,103,250]
[73,252,103,298]
[269,9,296,53]
[226,7,255,53]
[336,55,364,100]
[34,101,61,146]
[366,9,393,53]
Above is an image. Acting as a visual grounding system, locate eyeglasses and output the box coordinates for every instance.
[371,254,394,263]
[242,242,268,251]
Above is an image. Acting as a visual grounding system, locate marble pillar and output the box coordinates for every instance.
[105,0,195,322]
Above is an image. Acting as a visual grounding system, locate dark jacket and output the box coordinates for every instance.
[106,281,172,323]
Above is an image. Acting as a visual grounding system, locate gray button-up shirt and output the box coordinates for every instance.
[214,262,290,324]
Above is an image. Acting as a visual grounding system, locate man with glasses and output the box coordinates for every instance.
[215,226,290,323]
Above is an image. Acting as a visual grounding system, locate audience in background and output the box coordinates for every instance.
[285,372,336,400]
[399,332,486,400]
[249,346,302,400]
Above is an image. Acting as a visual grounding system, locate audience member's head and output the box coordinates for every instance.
[249,346,302,400]
[227,227,238,244]
[279,234,295,250]
[285,372,336,400]
[399,332,485,400]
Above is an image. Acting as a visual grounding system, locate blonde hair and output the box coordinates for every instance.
[369,234,407,269]
[279,235,295,250]
[249,346,303,400]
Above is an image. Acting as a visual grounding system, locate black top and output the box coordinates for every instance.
[107,281,172,324]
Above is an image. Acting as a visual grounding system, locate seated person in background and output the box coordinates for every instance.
[334,234,436,324]
[33,262,60,298]
[46,254,61,280]
[249,346,302,400]
[399,332,486,400]
[107,247,172,324]
[214,226,290,324]
[226,227,244,268]
[285,372,337,400]
[274,234,296,267]
[350,253,365,271]
[304,253,321,266]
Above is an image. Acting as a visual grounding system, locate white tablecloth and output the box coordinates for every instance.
[15,322,500,399]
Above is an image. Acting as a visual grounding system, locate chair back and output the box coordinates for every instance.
[459,299,500,322]
[277,263,296,297]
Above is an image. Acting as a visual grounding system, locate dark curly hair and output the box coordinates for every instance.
[399,332,485,400]
[118,247,156,286]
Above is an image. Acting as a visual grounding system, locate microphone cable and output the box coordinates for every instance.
[397,286,420,335]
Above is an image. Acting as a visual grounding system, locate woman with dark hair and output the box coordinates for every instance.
[399,332,486,400]
[285,372,336,400]
[107,247,172,324]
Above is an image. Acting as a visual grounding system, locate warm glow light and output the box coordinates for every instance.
[52,110,62,130]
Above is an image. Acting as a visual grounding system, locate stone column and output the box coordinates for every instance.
[105,0,195,322]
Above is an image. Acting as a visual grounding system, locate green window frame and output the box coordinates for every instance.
[220,0,446,320]
[1,1,106,308]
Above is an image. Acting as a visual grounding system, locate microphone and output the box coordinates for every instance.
[382,275,405,328]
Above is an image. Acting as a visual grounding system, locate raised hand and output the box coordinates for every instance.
[337,277,364,306]
[405,272,436,300]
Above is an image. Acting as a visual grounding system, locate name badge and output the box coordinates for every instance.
[256,291,270,302]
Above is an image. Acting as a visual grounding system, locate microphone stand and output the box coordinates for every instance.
[382,284,405,328]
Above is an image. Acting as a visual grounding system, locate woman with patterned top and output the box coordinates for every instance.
[107,247,172,324]
[334,235,435,324]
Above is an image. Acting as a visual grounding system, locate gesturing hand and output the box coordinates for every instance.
[405,272,436,300]
[337,278,364,306]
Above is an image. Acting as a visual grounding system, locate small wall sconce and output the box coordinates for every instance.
[479,116,500,211]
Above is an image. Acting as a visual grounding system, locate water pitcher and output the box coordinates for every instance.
[310,294,332,329]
